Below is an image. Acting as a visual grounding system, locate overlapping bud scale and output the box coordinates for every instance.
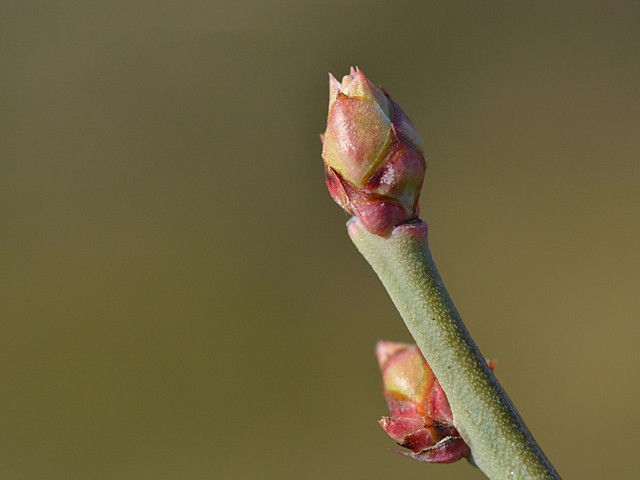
[321,68,426,237]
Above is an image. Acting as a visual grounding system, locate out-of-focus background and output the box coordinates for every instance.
[2,1,639,479]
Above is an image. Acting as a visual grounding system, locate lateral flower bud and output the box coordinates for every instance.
[321,68,426,237]
[376,341,496,464]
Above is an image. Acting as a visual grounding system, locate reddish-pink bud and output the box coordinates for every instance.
[375,341,496,464]
[321,68,426,237]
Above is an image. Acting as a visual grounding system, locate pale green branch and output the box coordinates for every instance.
[348,218,559,480]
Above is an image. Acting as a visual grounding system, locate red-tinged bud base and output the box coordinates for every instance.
[325,165,416,238]
[398,437,471,464]
[378,415,471,464]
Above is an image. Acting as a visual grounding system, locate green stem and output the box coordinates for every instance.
[348,218,559,480]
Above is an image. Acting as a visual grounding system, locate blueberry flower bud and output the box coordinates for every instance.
[321,68,426,237]
[376,341,496,464]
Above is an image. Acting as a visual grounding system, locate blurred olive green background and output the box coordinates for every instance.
[2,1,639,479]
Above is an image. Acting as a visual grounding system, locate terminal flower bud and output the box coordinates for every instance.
[376,341,497,464]
[321,68,426,237]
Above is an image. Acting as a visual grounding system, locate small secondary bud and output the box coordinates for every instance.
[321,68,426,237]
[376,341,496,464]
